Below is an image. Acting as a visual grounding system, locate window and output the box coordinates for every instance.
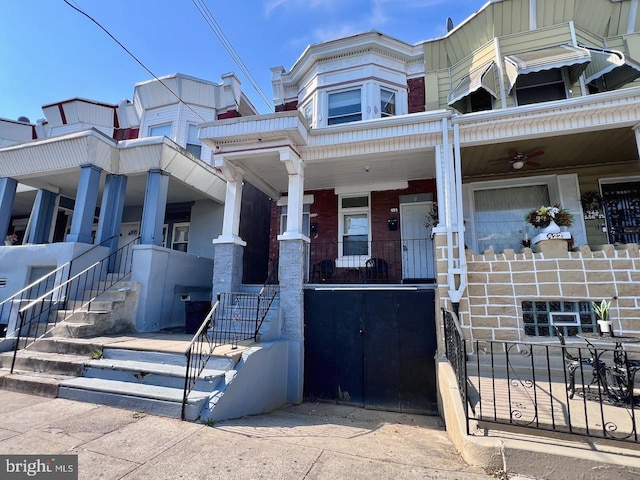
[380,89,396,117]
[466,89,494,113]
[149,123,172,138]
[328,89,362,125]
[171,223,189,252]
[186,124,202,158]
[523,301,597,337]
[279,204,311,236]
[339,195,370,258]
[514,69,567,106]
[303,101,314,126]
[474,185,550,253]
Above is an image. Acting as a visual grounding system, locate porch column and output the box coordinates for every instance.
[27,188,58,244]
[212,158,245,297]
[635,125,640,160]
[277,147,308,404]
[95,174,127,253]
[67,164,102,243]
[140,169,169,246]
[0,177,17,241]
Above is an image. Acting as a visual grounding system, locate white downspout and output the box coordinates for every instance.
[629,0,639,34]
[451,123,467,303]
[442,118,456,299]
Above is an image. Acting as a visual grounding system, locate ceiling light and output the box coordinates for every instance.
[512,160,525,170]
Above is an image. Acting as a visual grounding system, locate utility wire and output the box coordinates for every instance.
[191,0,274,111]
[63,0,207,123]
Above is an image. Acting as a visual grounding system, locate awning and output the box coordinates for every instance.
[504,45,592,93]
[582,46,640,91]
[448,62,497,112]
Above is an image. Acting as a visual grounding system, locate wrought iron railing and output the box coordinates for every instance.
[465,337,640,444]
[443,309,468,413]
[307,238,435,284]
[9,236,139,373]
[0,234,120,337]
[181,261,279,420]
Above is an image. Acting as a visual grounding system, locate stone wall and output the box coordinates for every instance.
[455,243,640,342]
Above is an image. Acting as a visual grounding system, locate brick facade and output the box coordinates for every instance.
[407,77,426,114]
[436,240,640,343]
[275,101,299,112]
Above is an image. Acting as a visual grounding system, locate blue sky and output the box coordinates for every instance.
[1,0,487,123]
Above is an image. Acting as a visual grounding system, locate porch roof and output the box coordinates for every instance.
[0,129,227,213]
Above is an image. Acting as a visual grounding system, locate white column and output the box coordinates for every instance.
[635,125,640,161]
[214,157,246,246]
[278,148,307,241]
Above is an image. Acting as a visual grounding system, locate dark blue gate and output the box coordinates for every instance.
[303,288,437,414]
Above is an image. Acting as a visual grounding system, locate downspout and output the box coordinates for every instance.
[442,118,456,300]
[451,123,467,304]
[629,0,639,35]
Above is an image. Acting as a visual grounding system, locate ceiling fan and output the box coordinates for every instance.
[499,149,545,170]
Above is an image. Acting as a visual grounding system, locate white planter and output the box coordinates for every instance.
[597,319,612,333]
[541,219,561,235]
[4,240,13,246]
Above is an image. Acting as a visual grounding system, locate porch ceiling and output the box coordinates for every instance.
[461,127,638,179]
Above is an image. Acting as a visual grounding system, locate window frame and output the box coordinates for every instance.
[148,123,172,138]
[327,87,363,125]
[337,193,371,266]
[380,88,396,117]
[171,222,190,252]
[185,123,202,158]
[513,68,570,106]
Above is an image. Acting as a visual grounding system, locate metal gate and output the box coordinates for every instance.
[602,182,640,244]
[303,288,437,414]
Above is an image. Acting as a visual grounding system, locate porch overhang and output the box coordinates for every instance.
[504,45,592,94]
[448,62,497,111]
[583,47,640,91]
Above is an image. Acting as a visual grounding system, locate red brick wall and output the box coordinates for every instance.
[113,127,140,140]
[217,110,241,120]
[408,77,426,114]
[267,180,436,261]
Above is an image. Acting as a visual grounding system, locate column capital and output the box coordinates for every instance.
[79,163,103,174]
[279,147,302,175]
[213,157,244,182]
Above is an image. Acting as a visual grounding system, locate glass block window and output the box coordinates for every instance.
[522,301,597,337]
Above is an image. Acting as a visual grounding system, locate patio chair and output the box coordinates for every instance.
[610,345,640,405]
[365,257,389,282]
[311,259,334,282]
[554,327,605,399]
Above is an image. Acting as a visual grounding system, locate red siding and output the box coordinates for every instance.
[275,101,299,112]
[408,77,426,114]
[217,110,241,120]
[113,127,140,141]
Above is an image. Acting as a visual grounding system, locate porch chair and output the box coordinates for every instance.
[554,326,605,399]
[311,259,334,283]
[365,257,389,282]
[610,345,640,405]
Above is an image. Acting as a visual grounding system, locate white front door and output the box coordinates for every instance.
[400,202,434,280]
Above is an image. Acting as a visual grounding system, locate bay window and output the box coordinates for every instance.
[328,89,362,125]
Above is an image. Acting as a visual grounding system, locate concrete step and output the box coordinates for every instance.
[0,370,75,397]
[83,357,226,390]
[0,350,86,376]
[25,337,104,356]
[101,347,236,371]
[58,377,209,420]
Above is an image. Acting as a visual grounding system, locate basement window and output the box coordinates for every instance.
[522,301,597,337]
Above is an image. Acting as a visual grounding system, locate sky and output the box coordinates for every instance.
[0,0,488,123]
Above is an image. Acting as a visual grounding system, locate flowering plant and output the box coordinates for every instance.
[5,233,17,244]
[524,204,573,228]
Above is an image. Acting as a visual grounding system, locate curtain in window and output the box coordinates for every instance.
[474,185,549,253]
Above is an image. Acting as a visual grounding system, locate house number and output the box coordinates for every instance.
[546,233,563,239]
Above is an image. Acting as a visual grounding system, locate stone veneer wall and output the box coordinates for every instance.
[434,233,640,345]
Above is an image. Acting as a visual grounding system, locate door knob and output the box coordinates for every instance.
[359,329,365,336]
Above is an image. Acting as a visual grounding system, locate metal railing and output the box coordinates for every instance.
[181,261,279,420]
[307,238,434,284]
[9,236,139,372]
[0,235,120,337]
[446,326,640,444]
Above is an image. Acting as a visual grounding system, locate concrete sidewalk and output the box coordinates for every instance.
[0,391,495,480]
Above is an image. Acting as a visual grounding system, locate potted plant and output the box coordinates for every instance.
[524,204,574,233]
[592,299,613,336]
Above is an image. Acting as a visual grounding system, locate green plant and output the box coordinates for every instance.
[201,417,215,427]
[592,299,610,321]
[89,349,103,360]
[525,204,573,228]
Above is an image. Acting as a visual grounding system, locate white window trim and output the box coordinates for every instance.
[337,193,371,267]
[464,175,561,253]
[185,123,202,157]
[327,87,363,126]
[380,87,397,118]
[148,122,172,139]
[171,222,190,251]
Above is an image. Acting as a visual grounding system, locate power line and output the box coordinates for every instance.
[63,0,207,123]
[191,0,274,111]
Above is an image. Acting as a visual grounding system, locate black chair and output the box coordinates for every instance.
[610,345,640,404]
[312,259,334,282]
[365,257,389,282]
[554,327,605,399]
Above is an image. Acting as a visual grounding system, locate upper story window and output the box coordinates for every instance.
[149,123,172,138]
[186,124,202,158]
[514,69,568,106]
[328,89,362,125]
[380,89,396,117]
